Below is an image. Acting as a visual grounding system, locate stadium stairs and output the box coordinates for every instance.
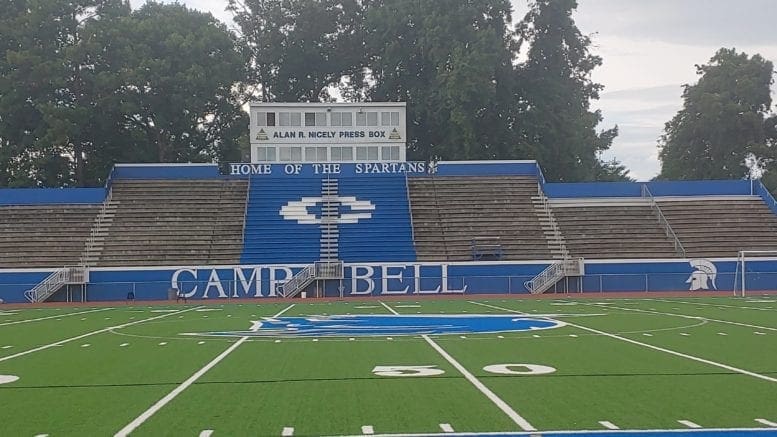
[658,197,777,258]
[408,175,553,261]
[240,174,415,265]
[91,179,247,267]
[0,204,99,268]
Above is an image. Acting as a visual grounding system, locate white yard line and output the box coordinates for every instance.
[0,306,201,364]
[114,304,295,437]
[652,299,775,312]
[380,301,536,432]
[470,301,777,385]
[578,302,777,332]
[0,307,114,327]
[325,427,775,437]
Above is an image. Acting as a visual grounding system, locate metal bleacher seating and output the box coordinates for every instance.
[0,204,99,268]
[92,179,247,267]
[658,197,777,258]
[408,175,552,261]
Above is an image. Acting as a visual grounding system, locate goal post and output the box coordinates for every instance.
[734,250,777,297]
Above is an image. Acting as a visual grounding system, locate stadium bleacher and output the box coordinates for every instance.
[94,179,247,266]
[408,175,553,261]
[0,204,99,268]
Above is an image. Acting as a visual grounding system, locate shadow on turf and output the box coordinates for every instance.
[2,370,777,390]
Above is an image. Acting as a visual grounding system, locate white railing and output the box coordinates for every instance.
[524,258,583,294]
[279,261,344,298]
[404,172,416,245]
[641,185,686,257]
[81,186,114,266]
[535,183,569,258]
[24,265,89,303]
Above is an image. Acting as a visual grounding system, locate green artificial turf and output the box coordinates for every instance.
[0,296,775,436]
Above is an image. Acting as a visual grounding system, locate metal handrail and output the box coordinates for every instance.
[242,173,251,244]
[535,182,569,258]
[81,185,114,267]
[404,172,416,246]
[641,185,686,257]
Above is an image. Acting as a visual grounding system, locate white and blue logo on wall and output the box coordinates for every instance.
[183,314,565,338]
[280,196,375,224]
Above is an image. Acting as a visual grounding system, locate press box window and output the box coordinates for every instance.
[279,112,301,127]
[256,147,276,162]
[331,146,353,161]
[305,146,327,161]
[331,112,353,127]
[381,146,400,161]
[381,112,399,126]
[279,146,302,161]
[256,112,276,126]
[356,146,379,161]
[305,112,327,126]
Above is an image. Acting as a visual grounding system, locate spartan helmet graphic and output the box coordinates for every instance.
[687,259,717,291]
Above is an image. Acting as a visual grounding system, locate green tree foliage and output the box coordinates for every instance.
[228,0,366,102]
[516,0,620,182]
[363,0,519,161]
[658,48,775,182]
[0,1,245,187]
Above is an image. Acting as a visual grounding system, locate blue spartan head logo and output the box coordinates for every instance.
[183,314,565,338]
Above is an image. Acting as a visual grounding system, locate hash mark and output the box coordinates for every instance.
[599,421,619,430]
[361,425,374,435]
[680,333,690,336]
[755,418,777,427]
[678,420,702,428]
[642,333,653,337]
[755,332,766,335]
[199,430,213,437]
[282,426,295,436]
[81,344,90,348]
[439,423,455,432]
[717,332,728,336]
[159,342,167,346]
[120,343,129,347]
[1,346,12,349]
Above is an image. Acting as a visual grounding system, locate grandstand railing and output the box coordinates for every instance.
[641,185,686,257]
[404,172,416,247]
[279,261,344,298]
[524,257,584,294]
[242,173,251,247]
[534,182,569,259]
[81,185,114,266]
[24,265,89,303]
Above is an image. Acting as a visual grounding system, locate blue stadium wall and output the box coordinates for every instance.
[0,161,775,303]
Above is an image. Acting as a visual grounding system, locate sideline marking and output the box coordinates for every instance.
[0,374,19,384]
[363,425,375,435]
[470,301,777,385]
[326,429,777,437]
[599,421,619,430]
[653,298,776,312]
[380,301,537,432]
[114,304,295,437]
[755,419,777,427]
[579,302,777,332]
[678,420,703,429]
[199,430,213,437]
[0,306,201,364]
[439,423,455,433]
[0,307,113,327]
[282,426,295,436]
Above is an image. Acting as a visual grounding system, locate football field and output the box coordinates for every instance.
[0,296,776,436]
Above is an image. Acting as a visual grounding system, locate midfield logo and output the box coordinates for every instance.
[181,314,566,338]
[280,196,375,224]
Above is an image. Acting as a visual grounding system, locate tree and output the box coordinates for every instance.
[0,0,129,187]
[363,0,520,161]
[228,0,366,102]
[92,3,247,166]
[658,48,775,182]
[516,0,618,182]
[0,1,247,187]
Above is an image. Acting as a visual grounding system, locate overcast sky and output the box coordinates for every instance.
[129,0,777,181]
